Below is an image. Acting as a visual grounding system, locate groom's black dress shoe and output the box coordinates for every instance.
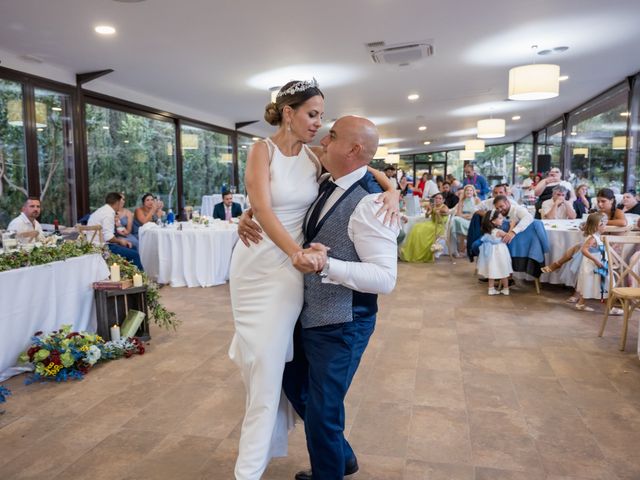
[294,457,359,479]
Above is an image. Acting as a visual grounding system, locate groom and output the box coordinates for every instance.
[240,115,399,479]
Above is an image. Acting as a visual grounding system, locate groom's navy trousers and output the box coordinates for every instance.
[283,311,376,480]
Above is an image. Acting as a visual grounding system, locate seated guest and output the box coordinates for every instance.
[400,192,449,263]
[8,197,44,240]
[213,191,243,221]
[383,165,400,189]
[421,173,440,199]
[441,181,459,209]
[597,188,627,227]
[115,192,138,249]
[480,184,513,210]
[534,167,575,218]
[521,171,536,189]
[133,193,164,235]
[493,194,534,244]
[573,184,591,218]
[89,192,143,270]
[618,190,640,215]
[541,185,577,219]
[446,174,462,193]
[451,184,482,256]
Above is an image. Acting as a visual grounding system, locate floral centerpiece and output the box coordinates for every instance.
[18,325,145,383]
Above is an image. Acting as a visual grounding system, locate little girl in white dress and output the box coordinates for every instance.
[575,212,609,311]
[477,209,513,295]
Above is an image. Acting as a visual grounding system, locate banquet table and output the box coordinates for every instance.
[139,221,239,287]
[540,219,584,286]
[0,253,110,381]
[200,194,247,217]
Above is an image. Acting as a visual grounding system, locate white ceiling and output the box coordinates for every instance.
[1,0,640,154]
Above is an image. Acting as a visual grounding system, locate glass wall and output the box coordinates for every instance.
[35,88,75,225]
[546,119,563,170]
[86,103,177,213]
[515,135,534,185]
[0,79,27,228]
[446,150,464,182]
[474,144,514,186]
[181,124,233,209]
[566,84,629,194]
[237,134,255,195]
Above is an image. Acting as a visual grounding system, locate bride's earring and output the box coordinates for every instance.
[287,122,291,133]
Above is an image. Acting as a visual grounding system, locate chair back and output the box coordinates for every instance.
[16,230,39,243]
[76,224,104,245]
[603,235,640,291]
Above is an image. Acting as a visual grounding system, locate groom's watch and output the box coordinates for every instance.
[317,257,330,279]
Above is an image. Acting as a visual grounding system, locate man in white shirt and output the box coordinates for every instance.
[383,165,400,190]
[493,194,534,244]
[88,192,143,270]
[421,173,439,199]
[7,197,44,240]
[541,185,577,219]
[480,184,515,210]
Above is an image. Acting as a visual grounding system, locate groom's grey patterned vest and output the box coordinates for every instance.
[299,175,380,329]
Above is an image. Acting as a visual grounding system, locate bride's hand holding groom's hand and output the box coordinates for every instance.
[291,243,329,273]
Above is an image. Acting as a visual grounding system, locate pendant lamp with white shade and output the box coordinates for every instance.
[464,139,485,152]
[508,64,560,101]
[477,118,505,139]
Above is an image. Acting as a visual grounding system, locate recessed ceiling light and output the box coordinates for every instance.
[252,137,260,141]
[51,107,62,112]
[621,112,630,117]
[512,115,521,120]
[423,141,431,145]
[559,75,569,81]
[95,25,116,35]
[407,94,420,101]
[102,126,109,129]
[37,128,43,132]
[418,126,427,131]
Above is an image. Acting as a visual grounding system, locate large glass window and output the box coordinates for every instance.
[474,144,514,186]
[567,84,629,193]
[237,134,255,195]
[447,150,464,182]
[547,119,563,170]
[181,124,233,209]
[515,135,534,185]
[0,80,27,229]
[86,103,176,213]
[35,88,74,225]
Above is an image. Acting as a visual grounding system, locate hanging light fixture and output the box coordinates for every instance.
[508,46,560,101]
[572,147,589,157]
[385,154,399,164]
[460,150,475,161]
[7,100,48,128]
[374,146,389,158]
[508,64,560,100]
[181,133,199,150]
[612,136,628,150]
[464,139,485,152]
[477,118,505,139]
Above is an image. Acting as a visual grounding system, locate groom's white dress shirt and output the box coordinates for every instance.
[307,166,399,295]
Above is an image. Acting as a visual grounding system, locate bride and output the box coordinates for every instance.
[228,79,397,479]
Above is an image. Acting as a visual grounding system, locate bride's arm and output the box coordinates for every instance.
[246,143,306,256]
[368,166,400,225]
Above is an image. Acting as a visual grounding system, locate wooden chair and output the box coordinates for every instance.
[600,235,640,351]
[76,224,104,245]
[16,230,39,243]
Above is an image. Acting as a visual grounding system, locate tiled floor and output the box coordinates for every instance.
[2,260,640,479]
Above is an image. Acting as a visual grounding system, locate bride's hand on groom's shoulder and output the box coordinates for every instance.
[375,189,401,226]
[238,208,263,246]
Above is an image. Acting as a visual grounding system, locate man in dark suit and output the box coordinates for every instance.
[212,192,242,220]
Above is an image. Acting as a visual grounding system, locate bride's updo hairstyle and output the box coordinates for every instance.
[264,79,324,126]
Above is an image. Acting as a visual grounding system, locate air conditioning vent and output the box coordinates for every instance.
[368,41,434,65]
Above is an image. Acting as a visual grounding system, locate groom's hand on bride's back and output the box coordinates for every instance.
[238,208,263,246]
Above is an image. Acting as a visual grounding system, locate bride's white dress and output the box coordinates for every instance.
[228,138,319,480]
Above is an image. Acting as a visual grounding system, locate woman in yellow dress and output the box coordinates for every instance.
[401,192,450,262]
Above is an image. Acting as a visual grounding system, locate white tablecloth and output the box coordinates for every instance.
[139,222,239,287]
[201,194,246,217]
[0,254,110,381]
[540,219,584,286]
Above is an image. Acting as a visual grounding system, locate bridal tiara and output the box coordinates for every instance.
[276,78,319,99]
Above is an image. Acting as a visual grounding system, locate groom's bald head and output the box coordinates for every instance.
[320,115,379,178]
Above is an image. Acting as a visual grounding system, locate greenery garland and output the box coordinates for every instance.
[0,242,179,330]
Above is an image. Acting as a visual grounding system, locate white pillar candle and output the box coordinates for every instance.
[110,324,121,342]
[110,263,120,282]
[132,273,143,287]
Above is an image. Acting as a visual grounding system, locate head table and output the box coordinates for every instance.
[0,253,110,381]
[200,194,247,217]
[139,221,239,288]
